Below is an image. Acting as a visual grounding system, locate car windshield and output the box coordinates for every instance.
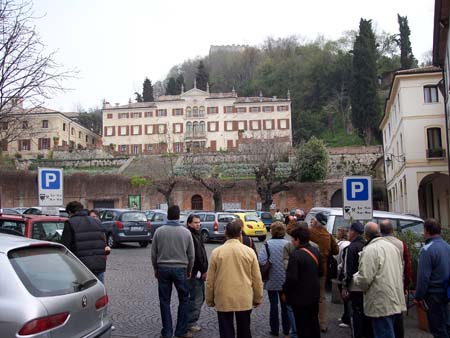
[9,246,95,297]
[260,212,272,219]
[121,212,147,222]
[244,215,259,222]
[32,221,65,242]
[399,220,424,235]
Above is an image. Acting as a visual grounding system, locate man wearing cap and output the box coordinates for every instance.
[309,212,339,333]
[341,221,371,338]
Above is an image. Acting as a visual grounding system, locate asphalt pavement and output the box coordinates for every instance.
[106,239,432,338]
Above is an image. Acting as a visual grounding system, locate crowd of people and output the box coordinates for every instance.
[61,201,450,338]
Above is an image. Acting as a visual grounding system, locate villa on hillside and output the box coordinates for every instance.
[380,66,449,226]
[102,85,292,154]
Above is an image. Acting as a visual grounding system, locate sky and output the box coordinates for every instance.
[32,0,435,112]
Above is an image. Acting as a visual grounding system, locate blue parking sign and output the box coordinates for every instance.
[345,178,369,201]
[38,168,63,207]
[40,170,61,189]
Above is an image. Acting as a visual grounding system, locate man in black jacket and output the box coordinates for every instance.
[61,201,107,282]
[284,226,322,338]
[341,221,372,338]
[186,214,208,333]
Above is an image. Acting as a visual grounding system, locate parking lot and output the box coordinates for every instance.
[105,239,432,338]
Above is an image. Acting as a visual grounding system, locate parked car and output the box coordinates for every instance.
[147,210,189,240]
[0,234,112,337]
[11,207,28,214]
[190,211,237,243]
[256,211,274,230]
[0,213,67,242]
[23,206,69,218]
[0,208,21,215]
[305,207,424,235]
[233,212,267,241]
[99,209,151,248]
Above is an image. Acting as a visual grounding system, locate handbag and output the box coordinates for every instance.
[327,234,338,280]
[259,242,272,282]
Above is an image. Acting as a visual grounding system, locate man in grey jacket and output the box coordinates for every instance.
[151,205,195,338]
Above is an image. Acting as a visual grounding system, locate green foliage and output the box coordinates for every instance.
[166,77,177,95]
[397,14,418,70]
[195,61,209,91]
[142,78,154,102]
[397,231,423,288]
[320,129,365,147]
[130,175,152,187]
[350,19,381,145]
[134,92,143,102]
[76,108,102,134]
[296,136,329,182]
[176,74,185,93]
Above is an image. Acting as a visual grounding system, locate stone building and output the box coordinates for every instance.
[102,86,292,154]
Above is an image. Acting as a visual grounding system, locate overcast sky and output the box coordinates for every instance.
[33,0,435,112]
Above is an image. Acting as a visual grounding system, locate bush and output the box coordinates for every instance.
[397,231,423,289]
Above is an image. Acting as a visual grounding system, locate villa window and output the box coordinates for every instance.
[424,85,439,103]
[426,127,444,158]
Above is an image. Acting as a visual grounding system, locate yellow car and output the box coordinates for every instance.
[234,212,267,241]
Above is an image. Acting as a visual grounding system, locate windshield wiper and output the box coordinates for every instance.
[76,278,97,291]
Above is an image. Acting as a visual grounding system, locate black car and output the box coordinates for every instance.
[99,209,151,248]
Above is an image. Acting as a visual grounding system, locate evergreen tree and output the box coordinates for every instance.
[166,77,177,95]
[195,61,209,91]
[176,74,185,93]
[397,14,418,69]
[134,92,143,102]
[142,78,154,102]
[350,19,381,145]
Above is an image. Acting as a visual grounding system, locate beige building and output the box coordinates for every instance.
[380,67,449,226]
[102,87,292,154]
[0,106,102,157]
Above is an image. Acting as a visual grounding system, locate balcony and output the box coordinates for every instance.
[184,130,207,140]
[185,112,206,120]
[426,148,446,159]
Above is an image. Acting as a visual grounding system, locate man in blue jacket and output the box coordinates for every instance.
[415,218,450,338]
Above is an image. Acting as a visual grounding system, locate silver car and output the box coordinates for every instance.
[0,234,112,337]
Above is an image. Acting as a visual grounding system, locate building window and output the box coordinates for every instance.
[130,112,142,118]
[173,108,183,116]
[208,122,218,132]
[85,135,88,142]
[131,125,141,135]
[38,138,50,150]
[157,124,165,134]
[146,144,153,152]
[78,131,82,139]
[173,123,182,133]
[22,121,28,129]
[225,121,233,131]
[238,121,246,130]
[119,126,128,136]
[424,86,439,103]
[278,119,289,129]
[262,106,274,112]
[277,105,289,111]
[107,113,113,119]
[224,106,234,113]
[156,109,167,117]
[199,106,205,117]
[237,107,247,113]
[63,123,66,131]
[71,127,74,135]
[264,120,273,129]
[144,111,153,117]
[119,145,127,153]
[42,120,48,128]
[118,113,129,119]
[207,106,218,114]
[191,195,203,210]
[105,126,114,136]
[18,139,31,151]
[173,142,183,153]
[199,121,205,133]
[192,106,199,117]
[426,127,444,157]
[186,107,192,117]
[145,125,154,134]
[186,122,192,133]
[132,144,140,154]
[249,107,261,113]
[251,120,260,130]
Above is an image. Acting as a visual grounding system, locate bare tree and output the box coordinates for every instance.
[242,133,297,211]
[0,0,73,149]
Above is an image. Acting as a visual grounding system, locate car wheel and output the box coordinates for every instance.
[200,231,210,243]
[107,234,117,248]
[258,235,267,242]
[139,241,149,248]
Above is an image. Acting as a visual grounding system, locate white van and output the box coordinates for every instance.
[305,207,424,235]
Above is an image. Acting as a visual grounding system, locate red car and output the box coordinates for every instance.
[0,213,68,242]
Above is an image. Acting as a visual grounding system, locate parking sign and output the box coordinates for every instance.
[38,168,63,207]
[342,176,372,220]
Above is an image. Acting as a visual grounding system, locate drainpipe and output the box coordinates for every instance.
[440,69,450,206]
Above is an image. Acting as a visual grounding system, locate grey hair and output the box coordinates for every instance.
[364,222,380,240]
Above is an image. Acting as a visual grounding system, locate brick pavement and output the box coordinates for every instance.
[107,241,432,338]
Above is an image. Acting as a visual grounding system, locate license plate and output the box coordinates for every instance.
[130,226,143,231]
[255,231,264,235]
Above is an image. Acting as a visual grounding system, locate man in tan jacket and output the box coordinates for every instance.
[206,220,263,338]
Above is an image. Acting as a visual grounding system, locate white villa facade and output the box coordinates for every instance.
[102,87,292,154]
[380,67,449,226]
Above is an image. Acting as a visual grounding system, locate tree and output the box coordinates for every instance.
[165,77,177,95]
[0,0,72,150]
[195,61,209,91]
[134,92,143,102]
[295,136,329,182]
[175,74,185,94]
[76,107,102,134]
[152,153,180,207]
[397,14,418,70]
[350,19,381,145]
[142,78,154,102]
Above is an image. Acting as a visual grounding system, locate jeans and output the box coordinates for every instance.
[157,267,189,338]
[95,271,105,284]
[286,304,298,338]
[187,277,205,327]
[268,290,290,335]
[371,315,396,338]
[425,293,450,338]
[217,310,252,338]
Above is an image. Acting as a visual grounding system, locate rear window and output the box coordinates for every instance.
[206,214,215,222]
[245,215,259,222]
[9,246,95,297]
[218,214,236,222]
[399,220,424,235]
[260,212,272,220]
[121,212,147,222]
[0,219,25,235]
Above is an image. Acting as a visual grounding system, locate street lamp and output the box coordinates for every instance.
[385,153,405,167]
